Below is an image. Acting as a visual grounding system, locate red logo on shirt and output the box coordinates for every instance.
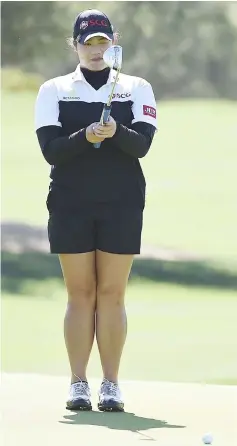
[143,105,156,118]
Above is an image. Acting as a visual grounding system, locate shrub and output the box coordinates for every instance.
[1,67,44,92]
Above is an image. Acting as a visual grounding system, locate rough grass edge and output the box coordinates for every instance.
[1,67,44,92]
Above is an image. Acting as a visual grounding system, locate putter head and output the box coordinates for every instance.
[103,45,122,71]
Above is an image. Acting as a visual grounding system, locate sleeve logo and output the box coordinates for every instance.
[143,105,156,118]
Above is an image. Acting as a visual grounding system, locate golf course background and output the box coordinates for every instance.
[2,91,237,385]
[1,2,237,386]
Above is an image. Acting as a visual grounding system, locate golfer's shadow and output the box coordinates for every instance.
[59,411,185,437]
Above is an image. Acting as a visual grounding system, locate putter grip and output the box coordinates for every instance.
[93,105,111,149]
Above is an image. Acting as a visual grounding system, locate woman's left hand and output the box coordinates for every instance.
[93,116,117,139]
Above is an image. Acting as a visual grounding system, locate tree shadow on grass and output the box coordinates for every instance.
[130,257,237,290]
[1,221,237,294]
[1,250,237,295]
[59,411,185,439]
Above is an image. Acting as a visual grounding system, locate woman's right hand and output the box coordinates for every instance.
[86,123,105,144]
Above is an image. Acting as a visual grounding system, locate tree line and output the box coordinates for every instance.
[2,1,237,99]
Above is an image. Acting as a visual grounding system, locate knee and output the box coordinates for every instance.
[67,283,96,306]
[96,284,125,306]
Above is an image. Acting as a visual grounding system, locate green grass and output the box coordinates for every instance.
[142,100,237,263]
[2,281,237,384]
[1,91,237,385]
[2,92,237,265]
[1,91,49,225]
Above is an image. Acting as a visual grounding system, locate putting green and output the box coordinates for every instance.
[1,374,237,445]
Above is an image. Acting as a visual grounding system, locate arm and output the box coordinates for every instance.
[35,80,93,166]
[36,125,90,166]
[112,121,156,159]
[113,80,158,158]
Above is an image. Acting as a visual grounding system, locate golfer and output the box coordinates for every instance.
[35,9,157,412]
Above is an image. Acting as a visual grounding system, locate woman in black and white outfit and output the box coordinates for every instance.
[35,8,157,412]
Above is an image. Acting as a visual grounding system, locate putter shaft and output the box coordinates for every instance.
[100,69,120,125]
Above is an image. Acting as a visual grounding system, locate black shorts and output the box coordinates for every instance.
[47,204,143,254]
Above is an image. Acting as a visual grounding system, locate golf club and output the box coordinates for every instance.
[94,45,123,148]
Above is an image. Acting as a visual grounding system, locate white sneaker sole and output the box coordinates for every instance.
[98,399,124,412]
[66,398,92,411]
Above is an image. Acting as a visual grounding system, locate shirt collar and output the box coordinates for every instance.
[72,64,119,85]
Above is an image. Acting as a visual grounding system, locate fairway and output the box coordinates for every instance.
[1,373,237,446]
[2,91,237,446]
[2,281,237,385]
[2,92,237,265]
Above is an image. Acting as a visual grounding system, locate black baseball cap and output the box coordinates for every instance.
[73,9,113,44]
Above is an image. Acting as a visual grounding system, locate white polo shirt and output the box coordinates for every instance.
[35,64,158,132]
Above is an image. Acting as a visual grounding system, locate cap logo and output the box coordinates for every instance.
[80,21,88,30]
[88,19,108,27]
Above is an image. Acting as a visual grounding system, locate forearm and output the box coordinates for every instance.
[36,125,90,165]
[112,122,156,159]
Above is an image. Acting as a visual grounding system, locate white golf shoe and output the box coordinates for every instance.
[98,379,124,412]
[66,380,92,411]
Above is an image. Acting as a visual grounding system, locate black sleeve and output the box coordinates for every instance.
[112,121,157,159]
[36,125,91,166]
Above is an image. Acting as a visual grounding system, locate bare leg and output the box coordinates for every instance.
[95,250,133,383]
[59,252,96,384]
